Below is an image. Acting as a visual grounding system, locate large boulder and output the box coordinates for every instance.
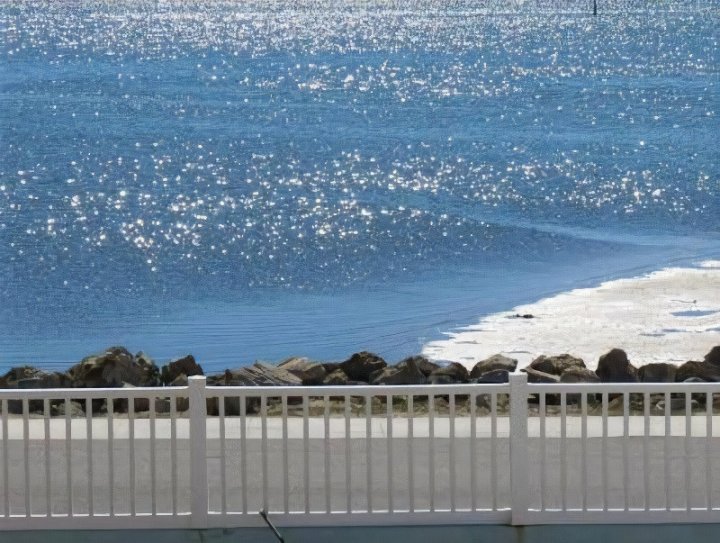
[523,366,560,383]
[560,368,600,406]
[704,346,720,367]
[371,357,426,385]
[560,367,600,384]
[323,369,350,386]
[470,354,517,379]
[472,369,510,384]
[278,357,327,385]
[112,382,152,413]
[638,363,676,383]
[68,347,160,388]
[224,362,302,386]
[0,366,72,389]
[396,355,440,377]
[52,400,85,417]
[160,354,203,385]
[340,352,387,382]
[675,361,720,382]
[528,354,585,377]
[428,362,469,384]
[1,366,73,414]
[595,349,637,382]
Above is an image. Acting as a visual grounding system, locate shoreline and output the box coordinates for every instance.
[424,260,720,371]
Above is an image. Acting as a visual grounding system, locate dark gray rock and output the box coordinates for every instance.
[595,349,637,382]
[170,374,189,386]
[560,367,600,383]
[523,366,560,383]
[278,357,327,385]
[120,382,152,412]
[371,357,426,385]
[0,366,72,389]
[340,352,387,382]
[470,354,518,379]
[321,362,341,374]
[52,400,85,417]
[68,346,160,388]
[529,354,585,377]
[160,354,203,385]
[558,368,600,406]
[323,370,350,386]
[224,362,302,386]
[675,361,720,382]
[396,355,440,377]
[472,369,510,384]
[704,346,720,367]
[638,363,677,383]
[428,362,469,384]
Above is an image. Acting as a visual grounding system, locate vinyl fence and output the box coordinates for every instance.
[0,375,718,530]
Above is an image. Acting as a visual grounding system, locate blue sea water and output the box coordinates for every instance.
[0,0,718,372]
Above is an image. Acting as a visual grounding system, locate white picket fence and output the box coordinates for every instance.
[0,374,718,530]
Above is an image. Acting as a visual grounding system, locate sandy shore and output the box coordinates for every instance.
[423,261,720,371]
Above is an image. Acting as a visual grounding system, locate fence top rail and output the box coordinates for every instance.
[527,381,720,393]
[0,386,189,400]
[207,383,511,397]
[1,380,718,399]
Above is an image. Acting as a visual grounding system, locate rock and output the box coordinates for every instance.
[559,368,600,406]
[470,354,518,379]
[224,362,302,387]
[595,349,637,382]
[655,398,699,414]
[428,362,469,384]
[529,354,585,377]
[476,391,510,411]
[323,370,349,386]
[0,366,38,388]
[321,362,341,374]
[704,346,720,367]
[169,374,188,386]
[340,352,387,382]
[370,357,426,385]
[278,357,327,385]
[674,361,720,382]
[1,367,73,413]
[0,366,72,389]
[206,373,225,386]
[123,382,151,412]
[560,368,600,383]
[638,363,676,383]
[523,366,560,383]
[160,354,203,385]
[52,400,85,417]
[111,383,158,413]
[396,355,440,377]
[472,369,510,384]
[68,346,160,388]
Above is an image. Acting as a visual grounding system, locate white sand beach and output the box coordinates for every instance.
[423,261,720,371]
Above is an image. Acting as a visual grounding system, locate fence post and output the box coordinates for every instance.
[509,373,529,525]
[189,376,208,528]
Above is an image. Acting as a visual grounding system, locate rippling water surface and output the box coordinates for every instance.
[1,1,718,370]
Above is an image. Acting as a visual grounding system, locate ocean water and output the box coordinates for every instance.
[0,0,718,372]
